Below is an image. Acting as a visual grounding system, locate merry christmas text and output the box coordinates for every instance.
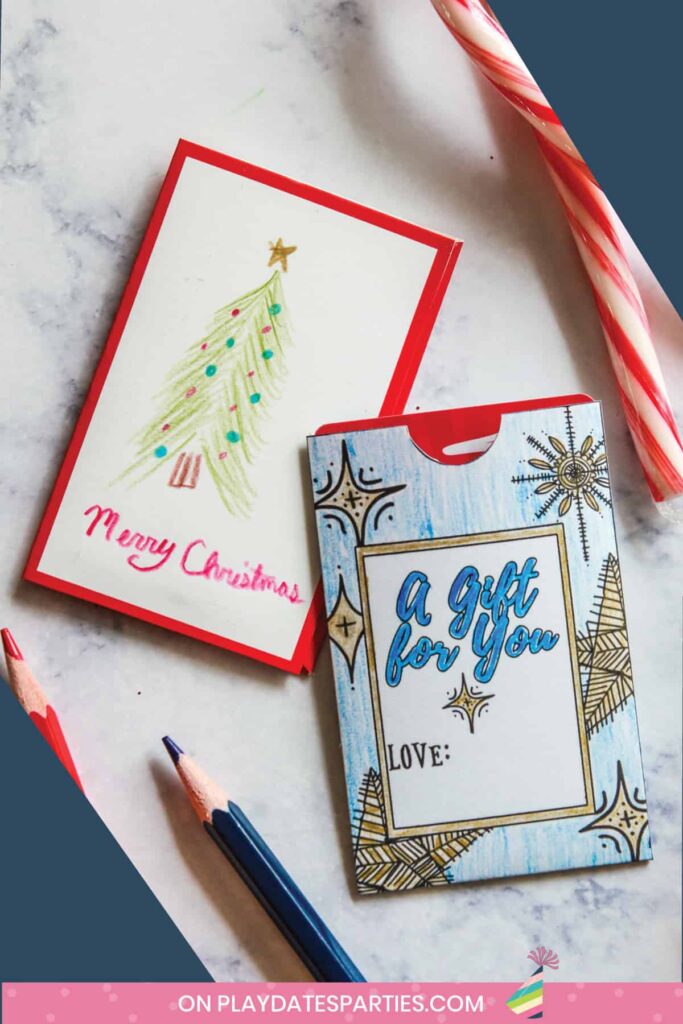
[83,503,304,604]
[385,558,559,687]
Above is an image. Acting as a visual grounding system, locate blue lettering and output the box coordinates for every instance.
[504,624,559,659]
[383,557,559,688]
[396,570,432,627]
[385,621,412,687]
[471,612,507,683]
[447,566,480,639]
[513,558,540,617]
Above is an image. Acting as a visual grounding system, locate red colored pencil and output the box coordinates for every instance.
[1,628,84,791]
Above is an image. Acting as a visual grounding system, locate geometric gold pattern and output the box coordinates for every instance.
[577,554,634,736]
[579,760,649,861]
[352,769,488,893]
[327,576,364,682]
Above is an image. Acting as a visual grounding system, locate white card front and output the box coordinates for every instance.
[357,526,593,835]
[33,151,452,665]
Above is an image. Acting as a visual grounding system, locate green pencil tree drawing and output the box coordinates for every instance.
[121,240,296,516]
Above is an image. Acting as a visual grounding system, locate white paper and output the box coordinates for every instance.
[37,155,440,663]
[359,529,591,833]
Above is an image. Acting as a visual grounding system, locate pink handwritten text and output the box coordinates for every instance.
[181,538,304,604]
[84,504,175,571]
[82,503,305,604]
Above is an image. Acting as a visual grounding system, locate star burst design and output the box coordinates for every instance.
[327,575,364,686]
[512,406,611,563]
[579,760,649,861]
[313,440,405,543]
[442,673,494,734]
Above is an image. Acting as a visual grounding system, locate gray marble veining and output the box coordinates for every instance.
[1,0,681,982]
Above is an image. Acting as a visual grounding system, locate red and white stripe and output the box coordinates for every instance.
[432,0,683,502]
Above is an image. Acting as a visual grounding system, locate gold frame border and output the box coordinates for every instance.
[356,524,595,838]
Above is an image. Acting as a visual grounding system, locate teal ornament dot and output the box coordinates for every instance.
[226,337,235,348]
[226,430,241,443]
[205,364,217,377]
[268,303,281,315]
[249,392,261,404]
[154,445,168,458]
[262,349,274,360]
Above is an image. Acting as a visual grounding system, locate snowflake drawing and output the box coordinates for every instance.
[512,406,611,563]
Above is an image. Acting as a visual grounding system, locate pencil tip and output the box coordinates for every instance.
[162,735,183,764]
[1,628,23,661]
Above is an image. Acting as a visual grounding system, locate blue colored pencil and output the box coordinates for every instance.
[162,736,365,982]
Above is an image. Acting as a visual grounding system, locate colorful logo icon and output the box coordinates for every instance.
[506,946,560,1019]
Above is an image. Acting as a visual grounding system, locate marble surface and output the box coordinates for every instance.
[1,0,681,983]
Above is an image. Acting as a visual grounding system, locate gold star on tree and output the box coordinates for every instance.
[579,760,649,861]
[314,440,405,543]
[268,237,297,272]
[443,673,494,734]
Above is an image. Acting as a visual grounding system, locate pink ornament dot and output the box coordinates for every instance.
[615,988,624,998]
[486,996,497,1006]
[653,1014,663,1023]
[218,451,228,460]
[169,1002,178,1012]
[185,387,197,398]
[567,993,577,1003]
[261,325,272,334]
[7,989,17,998]
[60,989,70,998]
[231,308,240,317]
[46,1015,55,1023]
[109,994,118,1003]
[129,1016,138,1023]
[675,988,683,998]
[576,983,585,990]
[410,984,420,993]
[103,985,111,993]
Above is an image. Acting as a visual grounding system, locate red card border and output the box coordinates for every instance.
[316,394,593,455]
[23,139,462,675]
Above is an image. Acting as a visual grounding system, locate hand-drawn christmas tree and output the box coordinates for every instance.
[121,239,296,516]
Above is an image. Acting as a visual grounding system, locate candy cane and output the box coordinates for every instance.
[431,0,683,504]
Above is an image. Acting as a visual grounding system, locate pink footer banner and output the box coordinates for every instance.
[3,984,683,1023]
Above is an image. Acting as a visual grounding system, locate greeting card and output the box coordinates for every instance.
[25,140,461,672]
[308,397,651,892]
